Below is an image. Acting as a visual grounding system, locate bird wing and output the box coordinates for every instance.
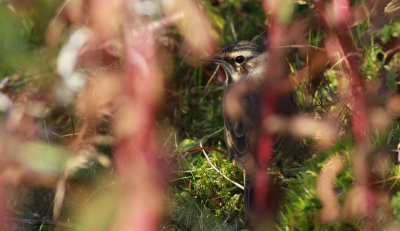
[223,82,298,171]
[223,83,261,172]
[224,116,249,158]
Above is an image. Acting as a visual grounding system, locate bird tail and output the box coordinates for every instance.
[244,173,254,217]
[243,173,283,222]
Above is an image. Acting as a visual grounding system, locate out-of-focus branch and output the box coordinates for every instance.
[383,44,400,65]
[316,155,345,223]
[254,0,291,215]
[314,0,370,148]
[162,0,216,57]
[314,0,378,222]
[145,12,184,32]
[111,25,165,231]
[280,49,329,97]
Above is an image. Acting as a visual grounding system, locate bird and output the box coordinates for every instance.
[202,40,298,217]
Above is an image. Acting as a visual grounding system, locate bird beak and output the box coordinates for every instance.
[200,55,222,63]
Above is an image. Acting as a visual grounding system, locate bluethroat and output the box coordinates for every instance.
[202,40,298,216]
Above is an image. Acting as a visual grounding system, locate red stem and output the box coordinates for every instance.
[314,0,369,144]
[113,28,163,231]
[314,0,373,214]
[255,5,285,211]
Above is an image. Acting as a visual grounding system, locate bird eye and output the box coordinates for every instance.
[234,55,245,64]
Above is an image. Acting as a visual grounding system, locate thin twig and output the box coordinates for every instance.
[203,65,220,92]
[199,128,244,190]
[54,0,70,19]
[43,120,49,143]
[276,44,325,51]
[177,167,214,173]
[230,21,238,41]
[384,44,400,65]
[329,52,360,71]
[372,175,400,185]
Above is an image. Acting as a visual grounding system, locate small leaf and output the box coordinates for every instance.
[18,141,70,175]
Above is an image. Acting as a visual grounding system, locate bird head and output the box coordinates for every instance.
[201,41,267,86]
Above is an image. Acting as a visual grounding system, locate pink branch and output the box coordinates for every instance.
[255,1,287,213]
[112,27,164,231]
[315,0,369,144]
[314,0,374,217]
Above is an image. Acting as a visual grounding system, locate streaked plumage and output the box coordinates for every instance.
[203,40,298,216]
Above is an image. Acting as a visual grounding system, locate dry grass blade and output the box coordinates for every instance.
[203,64,220,92]
[199,128,244,190]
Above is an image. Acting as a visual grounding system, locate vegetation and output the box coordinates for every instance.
[0,0,400,230]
